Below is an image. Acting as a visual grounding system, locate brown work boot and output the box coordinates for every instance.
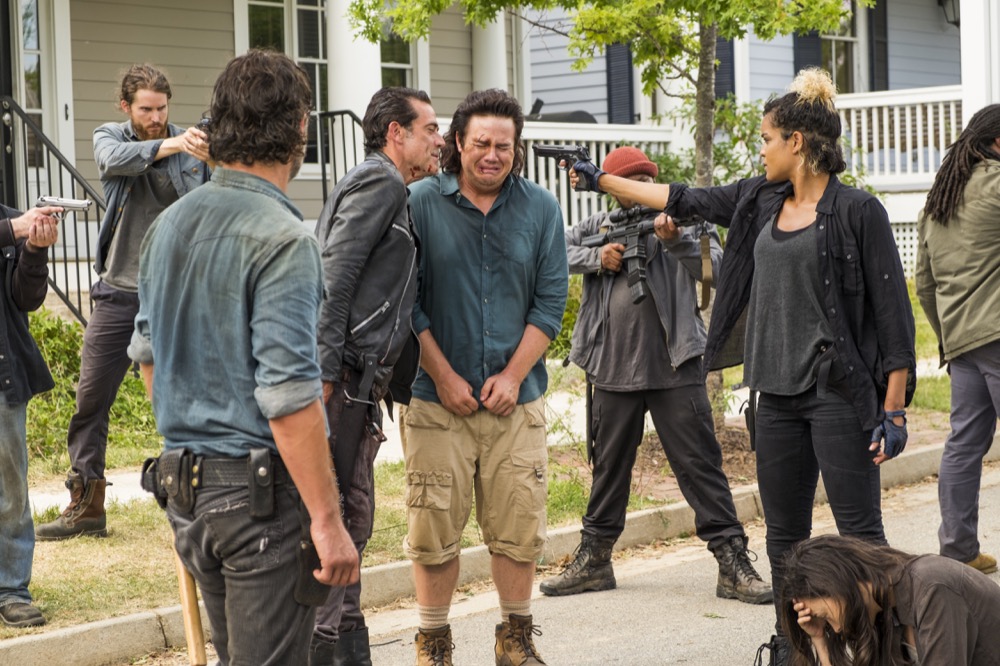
[35,472,108,540]
[414,625,453,666]
[965,552,998,575]
[713,535,773,605]
[495,614,545,666]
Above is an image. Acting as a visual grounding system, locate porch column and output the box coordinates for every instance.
[960,0,1000,120]
[327,0,382,116]
[472,18,508,91]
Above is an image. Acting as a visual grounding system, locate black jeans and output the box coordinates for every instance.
[755,388,886,629]
[67,281,138,482]
[312,371,383,645]
[583,384,743,550]
[168,483,313,666]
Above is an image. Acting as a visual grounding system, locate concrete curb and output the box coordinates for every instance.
[5,438,998,665]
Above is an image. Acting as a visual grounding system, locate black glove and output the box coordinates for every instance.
[871,409,907,459]
[572,160,606,193]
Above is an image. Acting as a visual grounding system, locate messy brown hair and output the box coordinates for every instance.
[118,64,171,107]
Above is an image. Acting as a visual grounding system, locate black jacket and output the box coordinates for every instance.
[0,204,55,404]
[314,152,420,400]
[666,175,915,430]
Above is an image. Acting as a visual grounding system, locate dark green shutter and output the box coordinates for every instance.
[606,43,635,124]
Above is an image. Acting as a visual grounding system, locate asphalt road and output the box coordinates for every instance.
[364,464,1000,665]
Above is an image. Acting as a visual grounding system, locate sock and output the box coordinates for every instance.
[418,604,451,631]
[499,599,531,623]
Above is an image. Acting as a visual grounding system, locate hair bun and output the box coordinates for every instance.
[789,68,837,111]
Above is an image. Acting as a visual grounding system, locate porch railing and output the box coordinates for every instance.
[838,85,963,191]
[1,96,104,324]
[318,111,674,227]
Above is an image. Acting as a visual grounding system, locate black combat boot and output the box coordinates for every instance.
[539,533,616,597]
[753,634,789,666]
[713,535,773,604]
[310,637,336,666]
[333,628,373,666]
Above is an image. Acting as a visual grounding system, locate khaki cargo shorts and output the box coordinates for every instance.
[401,397,548,565]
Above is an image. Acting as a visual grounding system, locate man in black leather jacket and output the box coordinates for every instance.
[0,202,59,628]
[310,86,444,666]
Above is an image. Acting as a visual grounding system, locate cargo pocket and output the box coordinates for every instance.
[510,453,547,513]
[405,470,453,511]
[403,402,454,430]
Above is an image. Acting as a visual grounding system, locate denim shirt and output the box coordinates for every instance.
[93,120,210,274]
[128,168,323,457]
[408,172,568,405]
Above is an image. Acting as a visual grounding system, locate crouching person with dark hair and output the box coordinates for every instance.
[781,534,1000,666]
[129,50,357,664]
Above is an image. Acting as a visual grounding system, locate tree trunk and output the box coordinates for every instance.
[694,22,729,432]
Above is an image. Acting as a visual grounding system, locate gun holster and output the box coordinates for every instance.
[140,457,168,510]
[248,447,275,520]
[158,448,197,515]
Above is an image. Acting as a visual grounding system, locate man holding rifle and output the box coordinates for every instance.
[540,147,772,605]
[129,50,358,663]
[37,63,211,540]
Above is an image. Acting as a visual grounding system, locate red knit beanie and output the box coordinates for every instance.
[601,146,659,179]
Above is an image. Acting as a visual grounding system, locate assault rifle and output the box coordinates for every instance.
[582,206,706,304]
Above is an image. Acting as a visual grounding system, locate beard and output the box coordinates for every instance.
[133,120,168,141]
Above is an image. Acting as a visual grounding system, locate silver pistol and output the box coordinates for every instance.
[36,196,93,213]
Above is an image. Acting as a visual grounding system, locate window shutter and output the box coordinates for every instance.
[715,37,735,99]
[868,2,888,90]
[793,31,823,74]
[606,44,635,125]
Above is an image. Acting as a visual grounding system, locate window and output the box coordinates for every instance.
[381,29,413,87]
[821,1,858,93]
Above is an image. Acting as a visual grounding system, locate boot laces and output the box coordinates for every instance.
[733,545,764,583]
[509,621,543,660]
[753,637,775,666]
[419,634,454,664]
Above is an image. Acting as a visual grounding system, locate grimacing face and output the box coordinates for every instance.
[456,114,516,196]
[124,89,169,141]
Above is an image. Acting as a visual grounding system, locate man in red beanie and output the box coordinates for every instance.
[541,146,772,605]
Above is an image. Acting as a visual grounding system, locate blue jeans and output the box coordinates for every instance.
[0,393,33,607]
[168,483,315,665]
[755,388,886,628]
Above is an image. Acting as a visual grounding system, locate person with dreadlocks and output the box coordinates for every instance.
[570,68,916,666]
[916,104,1000,578]
[780,534,1000,666]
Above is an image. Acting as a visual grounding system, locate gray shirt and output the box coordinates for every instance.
[102,160,179,292]
[744,217,834,395]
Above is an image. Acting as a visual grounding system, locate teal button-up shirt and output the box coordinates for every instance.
[408,171,568,406]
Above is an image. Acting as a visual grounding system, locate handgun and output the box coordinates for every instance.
[35,196,93,217]
[532,144,591,170]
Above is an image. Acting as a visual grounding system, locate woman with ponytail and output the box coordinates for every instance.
[916,104,1000,578]
[570,68,915,664]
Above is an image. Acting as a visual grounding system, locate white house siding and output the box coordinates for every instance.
[746,35,795,102]
[428,6,473,117]
[69,0,233,188]
[886,0,961,89]
[524,10,608,123]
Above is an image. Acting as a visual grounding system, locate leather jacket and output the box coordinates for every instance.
[315,152,420,398]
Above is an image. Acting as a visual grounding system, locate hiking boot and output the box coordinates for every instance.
[333,628,373,666]
[965,552,998,575]
[0,602,46,628]
[539,534,615,597]
[753,634,789,666]
[713,535,773,605]
[495,614,545,666]
[414,625,453,666]
[35,472,108,540]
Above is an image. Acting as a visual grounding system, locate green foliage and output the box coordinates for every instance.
[26,309,160,479]
[548,273,582,361]
[909,375,950,413]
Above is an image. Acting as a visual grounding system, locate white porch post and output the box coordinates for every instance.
[326,0,382,116]
[472,19,508,91]
[960,0,1000,121]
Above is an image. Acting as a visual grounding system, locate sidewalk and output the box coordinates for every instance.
[11,427,999,665]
